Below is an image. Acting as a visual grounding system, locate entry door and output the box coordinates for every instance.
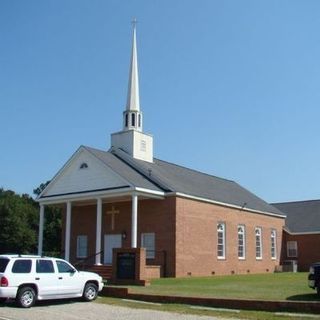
[104,234,122,264]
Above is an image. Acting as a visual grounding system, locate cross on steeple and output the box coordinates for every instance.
[131,17,138,27]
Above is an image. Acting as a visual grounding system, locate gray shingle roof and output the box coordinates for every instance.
[88,146,283,216]
[272,200,320,233]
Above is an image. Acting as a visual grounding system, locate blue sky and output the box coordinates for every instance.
[1,0,320,202]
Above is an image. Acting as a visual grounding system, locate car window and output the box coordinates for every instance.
[36,259,55,273]
[0,258,9,273]
[12,260,32,273]
[56,260,75,273]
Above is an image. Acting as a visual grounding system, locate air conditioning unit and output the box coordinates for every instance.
[282,260,298,272]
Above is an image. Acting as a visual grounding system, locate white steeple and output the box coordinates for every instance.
[126,19,140,112]
[123,19,143,132]
[111,20,154,163]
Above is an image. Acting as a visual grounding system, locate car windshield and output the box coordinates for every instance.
[0,258,9,273]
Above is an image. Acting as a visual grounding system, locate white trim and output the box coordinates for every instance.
[37,186,164,205]
[170,192,286,218]
[284,228,320,235]
[134,187,165,198]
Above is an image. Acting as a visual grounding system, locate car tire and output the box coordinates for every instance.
[16,286,36,308]
[82,282,98,302]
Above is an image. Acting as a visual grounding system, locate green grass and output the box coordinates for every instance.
[127,272,319,301]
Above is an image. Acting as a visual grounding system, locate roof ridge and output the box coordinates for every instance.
[154,157,235,183]
[272,199,320,205]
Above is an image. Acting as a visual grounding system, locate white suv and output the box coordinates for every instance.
[0,255,104,308]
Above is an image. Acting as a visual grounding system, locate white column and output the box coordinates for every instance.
[131,193,138,248]
[38,204,45,256]
[65,201,72,262]
[95,198,102,265]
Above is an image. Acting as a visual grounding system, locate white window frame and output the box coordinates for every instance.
[271,229,277,260]
[217,223,226,259]
[141,233,155,259]
[287,241,298,258]
[238,225,246,260]
[76,235,88,258]
[255,227,262,260]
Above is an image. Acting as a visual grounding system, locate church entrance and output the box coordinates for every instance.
[104,234,122,264]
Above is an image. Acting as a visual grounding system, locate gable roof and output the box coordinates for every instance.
[272,200,320,234]
[107,147,284,217]
[39,145,284,218]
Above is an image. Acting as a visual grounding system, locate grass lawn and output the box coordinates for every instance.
[127,272,319,301]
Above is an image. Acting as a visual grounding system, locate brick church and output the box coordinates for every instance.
[37,24,285,278]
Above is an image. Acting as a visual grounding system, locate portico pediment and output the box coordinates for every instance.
[39,146,131,199]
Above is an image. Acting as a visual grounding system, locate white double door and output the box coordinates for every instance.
[104,234,122,264]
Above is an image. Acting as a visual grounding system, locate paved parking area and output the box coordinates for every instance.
[0,299,224,320]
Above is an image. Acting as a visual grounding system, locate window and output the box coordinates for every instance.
[0,258,9,273]
[141,233,155,259]
[36,260,54,273]
[125,113,128,127]
[77,235,88,258]
[217,223,226,259]
[238,225,246,259]
[255,227,262,259]
[56,260,76,273]
[131,113,136,127]
[12,260,32,273]
[79,162,88,169]
[138,114,141,127]
[271,229,277,260]
[287,241,298,257]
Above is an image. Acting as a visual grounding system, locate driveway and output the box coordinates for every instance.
[0,299,226,320]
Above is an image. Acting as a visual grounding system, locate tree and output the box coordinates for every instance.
[0,189,38,254]
[33,182,62,256]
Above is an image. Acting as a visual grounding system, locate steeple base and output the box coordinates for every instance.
[111,130,153,163]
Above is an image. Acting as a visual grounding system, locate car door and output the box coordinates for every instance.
[55,260,83,296]
[35,259,59,298]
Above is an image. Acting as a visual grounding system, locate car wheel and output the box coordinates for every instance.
[83,282,98,302]
[16,286,36,308]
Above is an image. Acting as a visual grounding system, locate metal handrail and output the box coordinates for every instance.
[74,250,103,270]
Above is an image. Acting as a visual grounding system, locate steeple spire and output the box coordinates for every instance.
[126,18,140,112]
[123,19,143,132]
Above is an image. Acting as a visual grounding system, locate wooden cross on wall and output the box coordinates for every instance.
[106,206,119,230]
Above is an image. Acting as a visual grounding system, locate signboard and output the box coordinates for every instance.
[117,252,136,279]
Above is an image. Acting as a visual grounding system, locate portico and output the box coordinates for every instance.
[37,187,164,266]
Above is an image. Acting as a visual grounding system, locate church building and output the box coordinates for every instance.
[37,24,285,278]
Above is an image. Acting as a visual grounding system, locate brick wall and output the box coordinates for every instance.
[282,231,320,271]
[175,197,284,277]
[62,195,285,278]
